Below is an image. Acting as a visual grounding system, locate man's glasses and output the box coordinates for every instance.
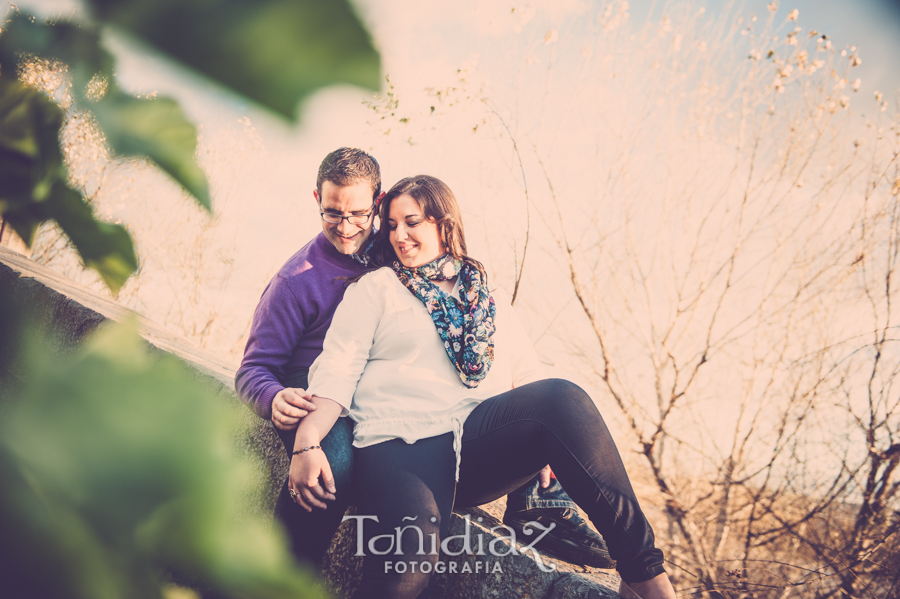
[320,202,377,225]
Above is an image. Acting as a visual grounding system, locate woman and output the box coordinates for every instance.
[288,175,676,599]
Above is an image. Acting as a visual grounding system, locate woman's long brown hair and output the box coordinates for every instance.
[347,175,488,284]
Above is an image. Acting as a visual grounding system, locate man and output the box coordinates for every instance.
[235,147,612,569]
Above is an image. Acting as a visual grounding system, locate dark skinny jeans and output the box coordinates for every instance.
[350,378,665,599]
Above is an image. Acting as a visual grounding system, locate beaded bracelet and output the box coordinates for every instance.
[292,445,321,456]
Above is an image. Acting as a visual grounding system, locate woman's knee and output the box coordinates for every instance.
[537,378,598,418]
[543,377,589,399]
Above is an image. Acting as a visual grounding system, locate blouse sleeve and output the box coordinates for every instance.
[306,271,386,415]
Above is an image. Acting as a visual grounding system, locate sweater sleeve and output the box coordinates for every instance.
[306,273,385,414]
[234,275,306,420]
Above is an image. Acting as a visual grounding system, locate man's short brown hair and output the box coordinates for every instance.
[316,147,381,200]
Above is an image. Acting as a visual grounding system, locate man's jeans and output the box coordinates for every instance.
[274,413,356,565]
[273,370,358,565]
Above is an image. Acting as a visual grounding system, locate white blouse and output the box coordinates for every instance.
[306,267,545,476]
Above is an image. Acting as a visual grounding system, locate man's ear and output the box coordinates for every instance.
[375,191,386,207]
[313,189,320,204]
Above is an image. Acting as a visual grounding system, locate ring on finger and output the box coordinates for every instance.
[289,488,297,499]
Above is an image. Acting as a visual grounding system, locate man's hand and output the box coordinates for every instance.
[271,387,317,430]
[538,465,553,488]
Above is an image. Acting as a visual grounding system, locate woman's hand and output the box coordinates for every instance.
[289,448,337,511]
[287,393,343,510]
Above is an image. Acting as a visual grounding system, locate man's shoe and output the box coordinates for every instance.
[502,507,616,569]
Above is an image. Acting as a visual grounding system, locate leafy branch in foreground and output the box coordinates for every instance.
[0,13,206,291]
[0,307,327,599]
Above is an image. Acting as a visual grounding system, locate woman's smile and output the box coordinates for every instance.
[388,194,445,267]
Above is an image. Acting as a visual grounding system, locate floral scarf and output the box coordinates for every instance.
[392,254,496,387]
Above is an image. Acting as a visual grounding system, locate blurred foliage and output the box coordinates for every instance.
[0,0,380,291]
[0,14,203,291]
[0,14,210,211]
[87,0,381,121]
[0,0,380,599]
[0,75,138,289]
[0,306,328,599]
[0,1,380,595]
[92,86,211,204]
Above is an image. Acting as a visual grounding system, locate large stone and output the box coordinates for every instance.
[318,504,620,599]
[0,245,622,598]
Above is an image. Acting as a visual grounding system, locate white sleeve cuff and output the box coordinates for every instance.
[305,376,353,416]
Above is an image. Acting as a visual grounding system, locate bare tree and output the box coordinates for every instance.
[386,3,900,597]
[522,5,900,597]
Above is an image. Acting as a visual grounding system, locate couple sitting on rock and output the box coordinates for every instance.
[235,148,676,599]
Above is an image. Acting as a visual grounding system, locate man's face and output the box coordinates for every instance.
[314,180,377,255]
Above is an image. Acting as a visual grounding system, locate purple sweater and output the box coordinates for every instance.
[235,232,366,419]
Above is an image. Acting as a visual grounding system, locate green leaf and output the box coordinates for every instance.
[0,74,139,289]
[0,316,327,599]
[92,87,210,210]
[0,204,43,247]
[0,13,114,99]
[0,74,66,199]
[0,19,206,291]
[86,0,381,120]
[0,445,144,599]
[0,73,67,245]
[44,180,138,291]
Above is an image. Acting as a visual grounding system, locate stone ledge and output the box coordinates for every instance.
[320,504,620,598]
[0,245,621,599]
[0,245,235,388]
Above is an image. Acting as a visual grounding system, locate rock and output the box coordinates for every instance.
[318,504,620,599]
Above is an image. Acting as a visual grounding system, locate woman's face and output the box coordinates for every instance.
[388,194,446,268]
